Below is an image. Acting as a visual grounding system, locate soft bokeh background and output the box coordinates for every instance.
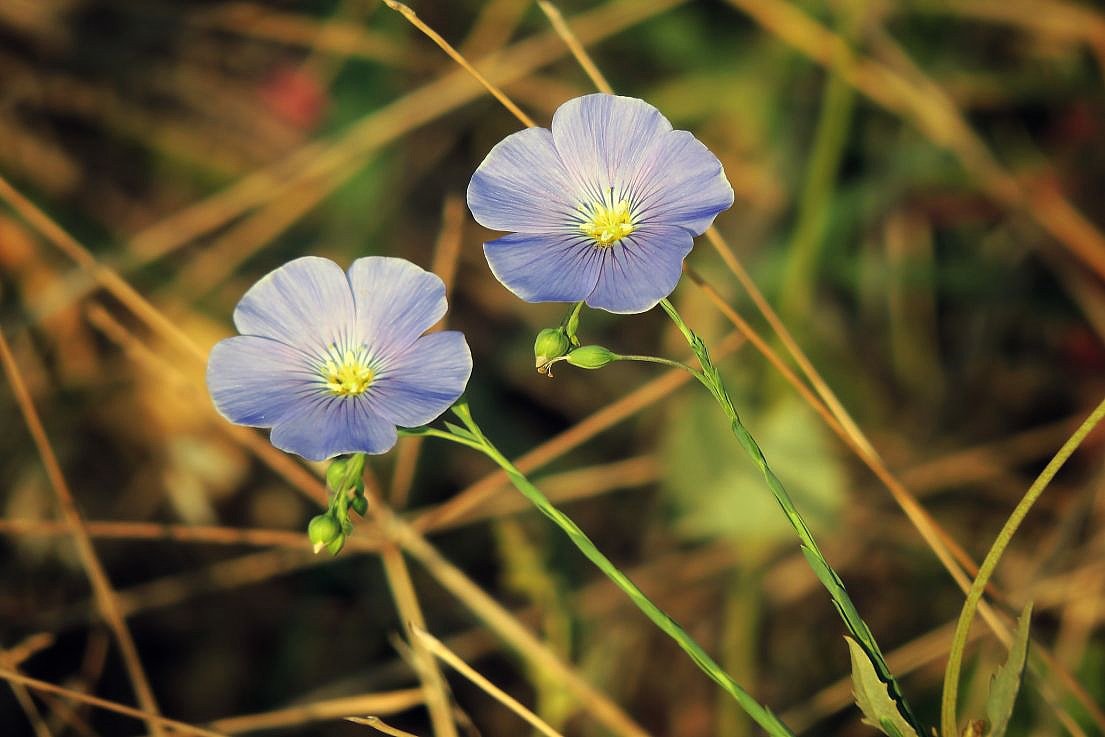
[2,1,1104,735]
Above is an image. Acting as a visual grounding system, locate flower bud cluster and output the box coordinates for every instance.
[308,454,369,556]
[534,311,618,376]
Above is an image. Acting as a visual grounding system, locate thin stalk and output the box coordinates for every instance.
[657,299,921,732]
[616,354,702,374]
[941,395,1105,737]
[442,403,796,737]
[547,353,700,376]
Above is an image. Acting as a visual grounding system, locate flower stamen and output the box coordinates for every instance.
[578,188,635,247]
[321,347,374,396]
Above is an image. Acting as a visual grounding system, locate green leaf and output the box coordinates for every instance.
[443,421,479,443]
[878,717,905,737]
[985,602,1033,737]
[846,637,920,737]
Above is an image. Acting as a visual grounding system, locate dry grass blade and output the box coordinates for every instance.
[3,634,55,667]
[208,689,424,734]
[383,1,535,127]
[368,471,459,737]
[0,327,167,737]
[410,624,567,737]
[348,715,423,737]
[2,636,56,737]
[536,1,613,93]
[0,651,52,737]
[0,668,225,737]
[377,547,459,737]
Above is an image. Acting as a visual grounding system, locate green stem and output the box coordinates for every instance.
[615,354,701,374]
[443,402,796,737]
[940,395,1105,737]
[658,298,921,733]
[399,425,485,452]
[778,8,857,326]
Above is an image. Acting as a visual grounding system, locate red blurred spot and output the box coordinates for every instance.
[1061,325,1105,373]
[258,65,328,131]
[1054,101,1099,145]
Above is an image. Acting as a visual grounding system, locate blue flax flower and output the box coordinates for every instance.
[467,93,734,314]
[207,256,472,461]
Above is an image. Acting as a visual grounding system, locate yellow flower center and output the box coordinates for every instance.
[578,196,635,247]
[322,348,374,397]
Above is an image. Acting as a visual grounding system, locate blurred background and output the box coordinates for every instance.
[1,0,1104,735]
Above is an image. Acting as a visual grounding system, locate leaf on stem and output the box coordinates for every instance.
[984,602,1033,737]
[442,421,480,444]
[846,637,920,737]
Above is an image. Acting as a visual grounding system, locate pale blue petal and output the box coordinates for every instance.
[484,231,602,304]
[628,131,734,234]
[269,395,398,461]
[551,94,672,200]
[585,224,693,314]
[347,257,447,359]
[233,257,354,356]
[467,127,579,233]
[369,331,472,427]
[207,336,320,428]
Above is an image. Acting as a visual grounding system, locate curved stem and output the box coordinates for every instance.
[941,395,1105,737]
[444,402,796,737]
[657,298,921,732]
[616,354,702,375]
[399,425,485,452]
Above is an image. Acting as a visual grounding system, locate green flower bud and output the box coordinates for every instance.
[325,462,345,492]
[350,494,368,516]
[326,534,346,557]
[326,454,366,492]
[534,328,571,373]
[564,302,583,347]
[308,514,341,553]
[566,345,617,370]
